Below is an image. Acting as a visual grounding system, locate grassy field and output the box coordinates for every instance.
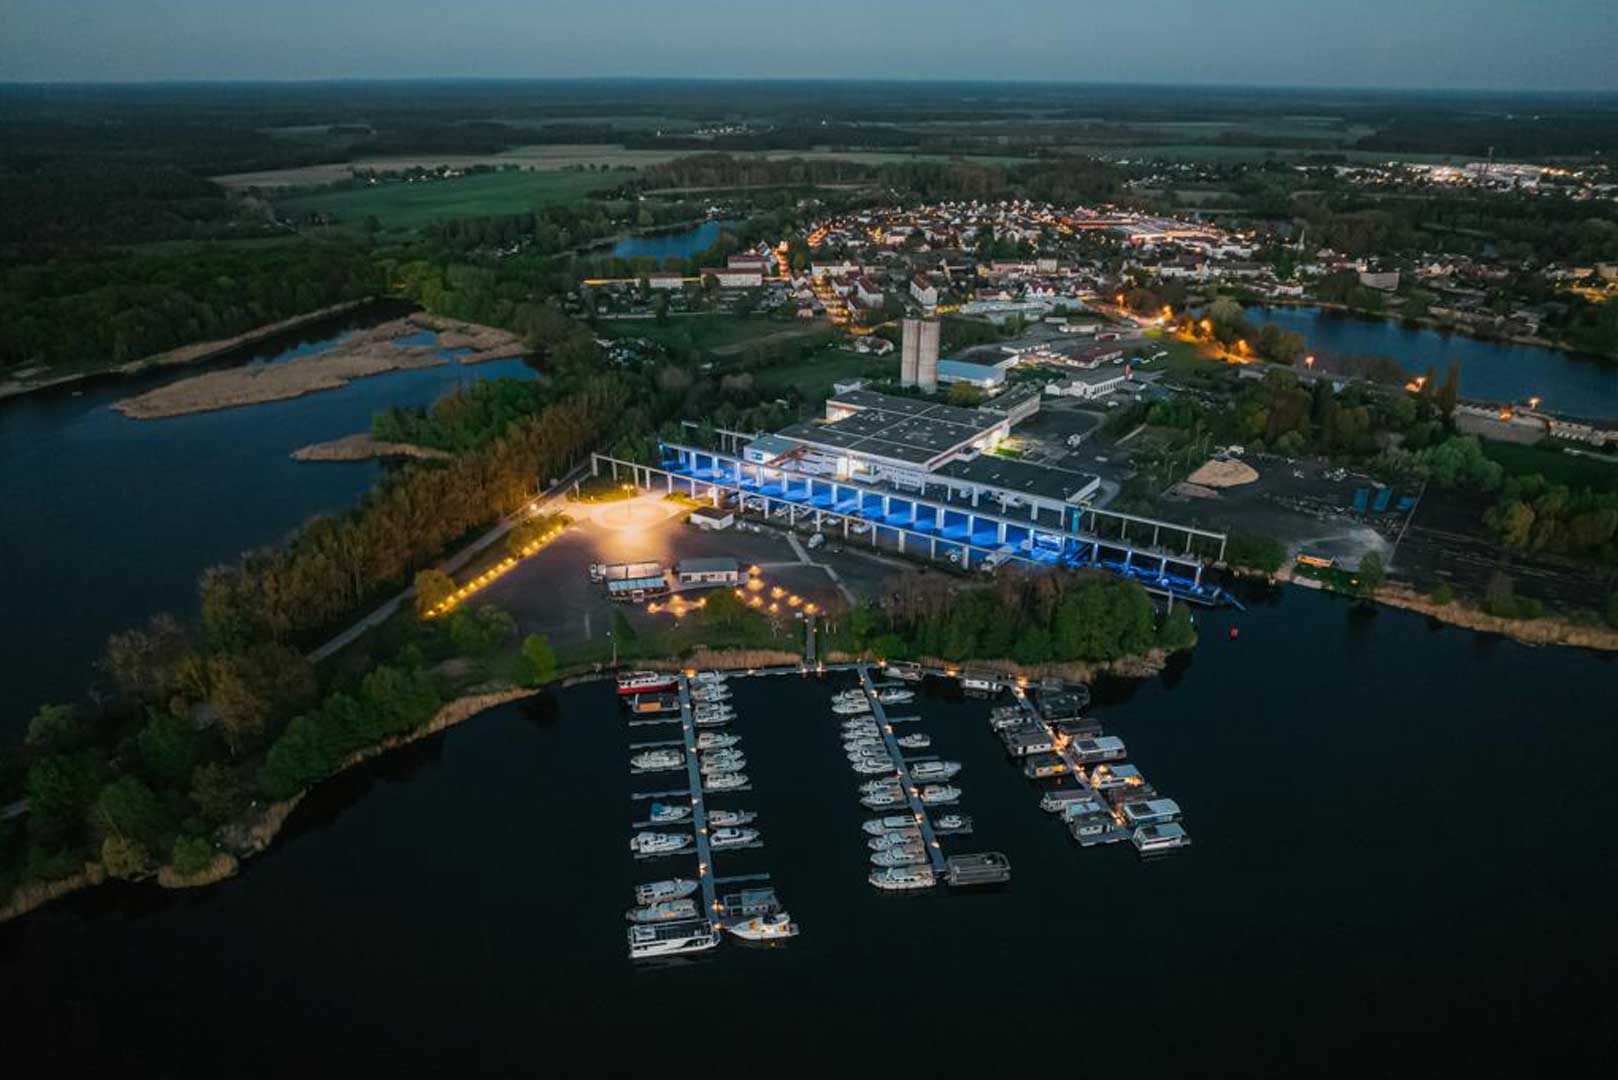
[276,169,623,229]
[753,348,899,401]
[603,315,833,356]
[1482,440,1618,491]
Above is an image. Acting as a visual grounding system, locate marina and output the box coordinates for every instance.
[623,671,798,960]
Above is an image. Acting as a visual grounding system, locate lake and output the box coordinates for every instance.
[2,587,1612,1071]
[611,219,730,260]
[0,307,535,740]
[1244,305,1618,421]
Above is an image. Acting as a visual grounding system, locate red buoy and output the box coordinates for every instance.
[1229,626,1240,640]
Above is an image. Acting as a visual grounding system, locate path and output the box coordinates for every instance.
[305,460,589,663]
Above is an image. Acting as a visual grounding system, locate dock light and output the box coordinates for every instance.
[1529,396,1542,410]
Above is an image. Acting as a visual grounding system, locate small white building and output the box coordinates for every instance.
[1045,366,1131,400]
[676,557,743,586]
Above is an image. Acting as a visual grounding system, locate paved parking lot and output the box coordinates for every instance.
[474,494,905,650]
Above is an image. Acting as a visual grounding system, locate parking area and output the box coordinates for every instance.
[474,494,904,650]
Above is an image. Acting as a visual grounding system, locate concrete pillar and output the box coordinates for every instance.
[609,458,618,481]
[930,536,937,559]
[898,531,906,554]
[1153,524,1161,549]
[1194,564,1204,586]
[997,521,1007,544]
[666,472,672,494]
[971,487,980,507]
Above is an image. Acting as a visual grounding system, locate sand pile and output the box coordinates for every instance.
[1186,457,1259,488]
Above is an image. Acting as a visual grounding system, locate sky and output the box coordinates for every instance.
[2,0,1616,91]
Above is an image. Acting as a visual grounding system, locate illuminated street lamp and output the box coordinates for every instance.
[1529,396,1542,410]
[1304,355,1315,369]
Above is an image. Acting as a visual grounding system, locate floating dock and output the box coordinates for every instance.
[858,667,948,876]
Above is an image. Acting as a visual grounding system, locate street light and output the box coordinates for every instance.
[1304,355,1315,369]
[1529,396,1542,410]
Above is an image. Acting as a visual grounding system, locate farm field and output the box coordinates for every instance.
[602,315,832,356]
[752,347,899,402]
[276,169,624,229]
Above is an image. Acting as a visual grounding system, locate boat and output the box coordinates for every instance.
[859,778,902,795]
[871,845,928,867]
[908,760,961,782]
[883,662,924,682]
[629,832,692,856]
[1040,788,1095,814]
[863,814,919,836]
[832,701,872,716]
[692,704,735,724]
[868,828,922,850]
[1120,798,1182,828]
[626,898,698,923]
[695,732,740,751]
[868,866,936,891]
[860,790,905,810]
[690,686,731,704]
[1072,819,1121,847]
[1088,763,1145,791]
[647,801,692,825]
[945,851,1011,886]
[627,693,682,716]
[635,878,699,905]
[1022,755,1067,779]
[960,673,998,693]
[701,748,745,765]
[630,748,685,771]
[709,827,759,849]
[694,713,732,728]
[831,689,867,702]
[932,813,972,833]
[708,809,756,828]
[726,912,799,942]
[692,670,726,685]
[701,758,746,776]
[852,759,896,776]
[918,784,961,805]
[895,733,931,750]
[618,671,678,695]
[627,920,720,959]
[843,738,882,751]
[874,688,914,705]
[704,772,748,791]
[1132,822,1191,853]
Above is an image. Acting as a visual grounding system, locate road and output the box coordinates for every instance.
[305,461,590,664]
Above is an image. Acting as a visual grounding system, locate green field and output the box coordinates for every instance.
[753,348,899,401]
[277,169,622,229]
[603,315,833,356]
[1482,439,1618,491]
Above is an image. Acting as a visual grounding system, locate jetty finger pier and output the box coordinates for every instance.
[623,671,798,960]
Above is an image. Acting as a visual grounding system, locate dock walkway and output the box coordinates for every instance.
[675,676,720,918]
[859,667,947,875]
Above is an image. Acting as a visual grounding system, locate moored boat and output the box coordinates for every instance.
[707,809,756,828]
[863,814,919,836]
[869,865,936,891]
[918,784,961,805]
[630,748,685,771]
[635,877,699,905]
[725,912,799,942]
[908,760,960,782]
[618,670,679,695]
[647,801,692,825]
[629,832,692,856]
[709,826,760,849]
[895,733,931,750]
[626,898,698,923]
[871,845,928,867]
[1132,822,1191,853]
[627,920,720,959]
[695,732,741,751]
[704,772,748,791]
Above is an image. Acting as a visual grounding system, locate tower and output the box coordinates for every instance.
[916,317,940,393]
[900,318,920,387]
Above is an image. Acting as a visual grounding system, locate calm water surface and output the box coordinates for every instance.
[611,219,731,260]
[2,588,1612,1072]
[0,310,534,738]
[1245,305,1618,421]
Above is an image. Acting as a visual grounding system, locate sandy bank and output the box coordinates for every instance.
[291,432,453,463]
[112,318,446,419]
[408,313,527,364]
[1374,583,1618,651]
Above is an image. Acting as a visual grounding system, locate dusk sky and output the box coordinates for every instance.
[2,0,1616,90]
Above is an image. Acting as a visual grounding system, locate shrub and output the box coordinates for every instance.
[520,634,558,686]
[1225,533,1286,575]
[170,835,218,877]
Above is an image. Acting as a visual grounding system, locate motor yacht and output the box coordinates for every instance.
[874,689,915,705]
[918,784,961,805]
[635,878,698,905]
[647,802,691,825]
[707,809,756,828]
[908,760,961,782]
[695,732,740,751]
[870,845,928,868]
[629,832,692,856]
[703,772,747,791]
[895,733,931,750]
[709,827,760,849]
[852,760,896,776]
[863,814,919,836]
[932,813,971,833]
[617,671,678,695]
[626,898,698,923]
[868,866,936,891]
[860,790,905,810]
[868,828,922,850]
[630,748,685,771]
[725,912,799,942]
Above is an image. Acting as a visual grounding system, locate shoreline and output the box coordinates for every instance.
[1251,297,1612,361]
[0,686,540,927]
[0,299,377,403]
[291,432,454,463]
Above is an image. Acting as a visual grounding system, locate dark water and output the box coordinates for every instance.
[611,219,729,260]
[1245,305,1618,421]
[3,588,1612,1072]
[0,311,534,739]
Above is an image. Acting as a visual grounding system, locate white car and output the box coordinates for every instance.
[807,532,826,550]
[849,521,871,535]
